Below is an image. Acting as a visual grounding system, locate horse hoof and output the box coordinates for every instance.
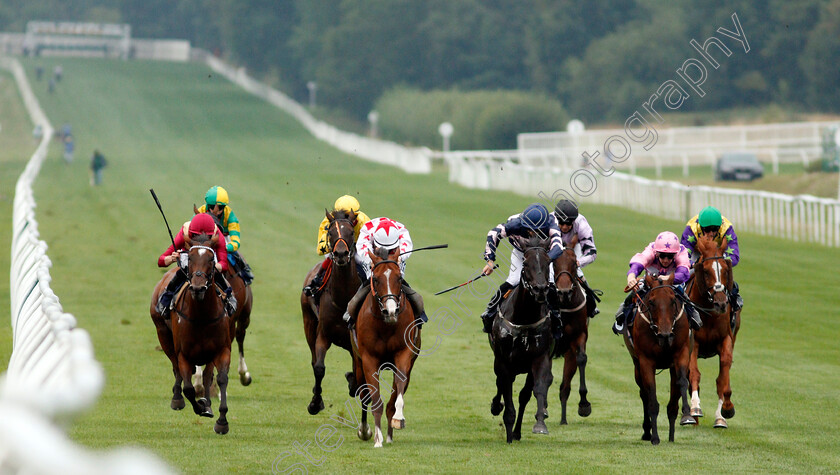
[214,421,230,435]
[240,372,252,386]
[642,433,652,441]
[680,415,697,426]
[714,417,728,429]
[170,398,185,410]
[691,407,704,418]
[512,431,521,441]
[490,401,503,416]
[651,437,660,446]
[358,427,373,441]
[391,418,405,430]
[307,398,324,415]
[578,403,592,417]
[532,422,548,434]
[721,407,735,419]
[198,398,213,417]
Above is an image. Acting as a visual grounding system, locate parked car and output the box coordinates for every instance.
[715,152,764,181]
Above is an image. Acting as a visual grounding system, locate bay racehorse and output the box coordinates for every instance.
[150,232,232,434]
[489,235,554,443]
[552,247,592,424]
[351,247,421,448]
[301,210,361,414]
[686,235,741,428]
[622,272,695,444]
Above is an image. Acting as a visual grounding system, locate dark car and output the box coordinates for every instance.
[715,152,764,181]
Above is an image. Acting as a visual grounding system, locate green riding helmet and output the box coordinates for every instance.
[205,186,229,207]
[698,206,722,228]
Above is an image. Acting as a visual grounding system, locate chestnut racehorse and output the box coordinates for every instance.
[686,235,741,428]
[301,210,361,414]
[552,248,592,424]
[622,272,695,444]
[351,247,421,448]
[150,232,232,434]
[489,235,554,443]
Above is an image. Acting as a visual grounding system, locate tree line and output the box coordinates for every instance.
[2,0,838,123]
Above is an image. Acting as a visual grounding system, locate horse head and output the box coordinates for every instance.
[517,234,552,304]
[552,248,578,304]
[326,209,356,266]
[641,272,682,348]
[368,247,403,324]
[183,232,218,301]
[695,235,732,314]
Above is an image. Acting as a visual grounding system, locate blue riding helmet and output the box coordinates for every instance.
[521,203,550,230]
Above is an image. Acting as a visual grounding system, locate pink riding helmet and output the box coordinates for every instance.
[653,231,679,253]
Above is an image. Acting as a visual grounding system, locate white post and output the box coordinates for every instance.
[438,122,453,152]
[306,81,317,109]
[367,110,379,138]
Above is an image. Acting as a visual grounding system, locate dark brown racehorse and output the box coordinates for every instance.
[351,248,421,448]
[150,232,232,434]
[301,210,361,414]
[489,235,554,443]
[552,248,592,424]
[686,235,741,428]
[622,272,695,444]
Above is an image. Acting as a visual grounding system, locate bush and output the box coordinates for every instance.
[373,88,568,150]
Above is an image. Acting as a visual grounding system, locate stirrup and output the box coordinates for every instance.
[612,319,624,335]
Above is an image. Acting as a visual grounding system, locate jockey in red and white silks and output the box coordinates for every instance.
[356,217,413,279]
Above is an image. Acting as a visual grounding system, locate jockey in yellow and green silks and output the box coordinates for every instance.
[200,186,253,285]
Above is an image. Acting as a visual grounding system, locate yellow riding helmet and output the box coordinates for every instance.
[334,195,360,213]
[205,186,229,206]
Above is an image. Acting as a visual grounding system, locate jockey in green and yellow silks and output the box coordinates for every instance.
[200,186,254,285]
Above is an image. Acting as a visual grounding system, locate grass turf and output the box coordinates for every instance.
[2,57,839,473]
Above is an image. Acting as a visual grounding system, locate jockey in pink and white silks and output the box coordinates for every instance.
[612,231,702,334]
[343,217,427,327]
[552,199,601,318]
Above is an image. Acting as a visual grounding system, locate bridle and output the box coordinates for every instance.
[694,254,730,311]
[370,258,403,317]
[635,284,684,338]
[553,252,585,312]
[187,245,217,294]
[521,246,553,302]
[328,218,356,265]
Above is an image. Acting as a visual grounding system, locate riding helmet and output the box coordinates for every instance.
[653,231,680,253]
[698,206,722,228]
[372,218,400,250]
[205,186,229,207]
[521,203,550,231]
[554,199,579,224]
[334,195,361,213]
[189,213,217,236]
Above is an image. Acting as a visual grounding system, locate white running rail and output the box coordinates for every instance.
[1,56,173,475]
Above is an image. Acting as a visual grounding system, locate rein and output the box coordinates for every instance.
[329,218,355,263]
[553,269,586,313]
[691,254,730,314]
[521,246,554,298]
[635,284,685,336]
[370,258,404,316]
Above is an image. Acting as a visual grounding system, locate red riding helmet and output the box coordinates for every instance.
[189,213,217,236]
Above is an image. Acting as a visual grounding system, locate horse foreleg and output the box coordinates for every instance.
[194,365,205,398]
[715,335,735,428]
[235,304,252,386]
[494,359,516,443]
[387,350,415,442]
[633,359,651,443]
[558,348,576,425]
[213,348,232,435]
[361,355,385,448]
[575,335,591,418]
[689,336,703,418]
[308,332,331,415]
[667,367,680,442]
[352,354,372,441]
[513,372,534,441]
[170,369,185,410]
[178,355,205,416]
[639,358,660,445]
[677,355,695,428]
[531,355,553,436]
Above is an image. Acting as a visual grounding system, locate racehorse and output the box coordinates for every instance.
[150,232,232,434]
[350,247,421,448]
[686,235,741,428]
[301,210,361,414]
[552,247,592,424]
[489,235,554,443]
[622,272,695,445]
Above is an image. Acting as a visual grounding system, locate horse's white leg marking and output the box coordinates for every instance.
[374,426,383,448]
[393,394,405,422]
[239,354,248,376]
[691,390,701,410]
[716,398,724,420]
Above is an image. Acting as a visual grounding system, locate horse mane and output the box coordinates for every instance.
[697,234,728,256]
[184,232,217,249]
[372,246,395,260]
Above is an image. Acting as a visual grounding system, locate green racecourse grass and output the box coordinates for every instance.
[3,57,840,473]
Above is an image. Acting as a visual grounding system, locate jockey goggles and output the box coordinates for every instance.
[658,252,676,260]
[701,225,720,234]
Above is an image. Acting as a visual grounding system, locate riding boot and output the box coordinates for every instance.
[612,293,635,335]
[579,277,601,317]
[729,281,742,328]
[343,282,371,327]
[216,273,237,316]
[303,260,329,298]
[235,252,254,285]
[549,306,563,340]
[158,270,188,319]
[402,281,427,328]
[687,303,703,330]
[481,282,514,333]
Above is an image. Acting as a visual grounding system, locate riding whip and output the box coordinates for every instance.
[397,243,448,257]
[434,264,499,295]
[150,188,176,250]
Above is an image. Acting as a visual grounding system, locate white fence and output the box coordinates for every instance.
[446,150,840,247]
[201,53,432,174]
[518,121,835,177]
[1,56,172,475]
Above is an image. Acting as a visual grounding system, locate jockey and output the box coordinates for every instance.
[680,206,743,314]
[156,213,236,319]
[342,217,427,327]
[552,199,601,318]
[302,195,371,299]
[612,231,702,334]
[199,185,254,285]
[481,203,564,337]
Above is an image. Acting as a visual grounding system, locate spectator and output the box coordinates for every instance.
[63,134,75,164]
[90,150,107,186]
[35,66,43,81]
[54,65,63,82]
[48,78,55,94]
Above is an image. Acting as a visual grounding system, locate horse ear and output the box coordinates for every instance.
[662,273,675,285]
[368,250,379,264]
[720,237,729,252]
[326,208,334,221]
[193,204,200,215]
[184,233,193,248]
[644,272,657,287]
[210,232,219,247]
